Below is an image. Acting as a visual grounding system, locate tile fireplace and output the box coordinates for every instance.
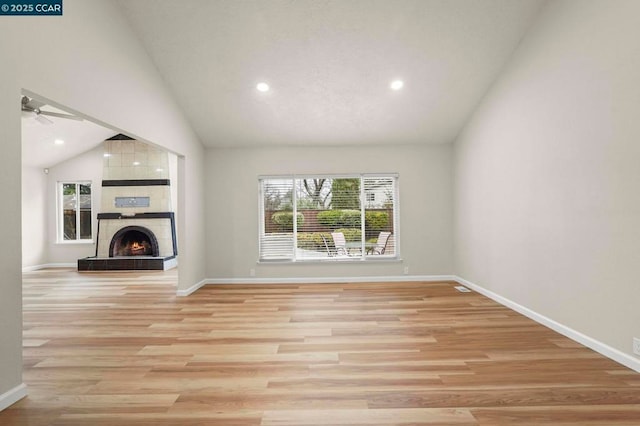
[78,134,177,271]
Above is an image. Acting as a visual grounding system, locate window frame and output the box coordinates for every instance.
[258,173,400,262]
[56,181,93,244]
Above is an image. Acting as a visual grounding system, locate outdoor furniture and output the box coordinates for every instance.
[368,231,391,255]
[321,234,336,257]
[330,232,349,256]
[345,241,376,255]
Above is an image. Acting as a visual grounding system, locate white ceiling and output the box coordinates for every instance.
[22,103,115,168]
[118,0,544,148]
[21,0,545,165]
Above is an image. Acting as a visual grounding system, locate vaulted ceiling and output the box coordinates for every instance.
[118,0,544,148]
[22,0,545,167]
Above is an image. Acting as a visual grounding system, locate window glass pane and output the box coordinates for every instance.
[295,178,333,259]
[260,179,294,260]
[62,183,77,240]
[79,183,92,239]
[329,178,362,254]
[364,177,396,257]
[297,178,364,259]
[60,182,92,241]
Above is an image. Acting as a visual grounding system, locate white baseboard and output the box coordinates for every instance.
[453,275,640,373]
[203,274,456,285]
[163,257,178,270]
[176,278,208,297]
[22,263,75,272]
[0,383,27,411]
[177,275,455,296]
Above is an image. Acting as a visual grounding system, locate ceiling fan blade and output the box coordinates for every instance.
[38,111,83,121]
[34,114,54,125]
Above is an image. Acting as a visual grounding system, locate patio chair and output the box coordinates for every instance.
[321,234,336,257]
[330,232,349,256]
[368,231,391,255]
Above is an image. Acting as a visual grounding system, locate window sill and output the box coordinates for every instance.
[258,257,403,265]
[55,240,95,245]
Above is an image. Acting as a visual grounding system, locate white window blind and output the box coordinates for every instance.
[259,178,295,260]
[259,175,398,261]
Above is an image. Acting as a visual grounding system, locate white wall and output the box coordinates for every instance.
[21,167,47,268]
[454,0,640,359]
[205,144,453,280]
[45,146,103,264]
[0,0,205,404]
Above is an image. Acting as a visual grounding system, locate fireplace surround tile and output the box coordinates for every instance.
[79,137,177,271]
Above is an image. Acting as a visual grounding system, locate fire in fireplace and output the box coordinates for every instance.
[109,226,159,257]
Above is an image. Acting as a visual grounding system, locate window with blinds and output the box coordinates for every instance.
[259,175,398,261]
[58,181,92,242]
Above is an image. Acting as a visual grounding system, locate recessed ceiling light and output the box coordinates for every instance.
[133,161,141,166]
[390,80,404,90]
[54,139,65,145]
[256,82,270,92]
[103,153,111,158]
[156,168,163,172]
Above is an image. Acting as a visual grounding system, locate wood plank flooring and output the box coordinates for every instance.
[1,268,639,425]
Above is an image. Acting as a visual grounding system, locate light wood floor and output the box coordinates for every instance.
[1,269,639,425]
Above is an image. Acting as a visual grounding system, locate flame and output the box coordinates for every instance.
[126,240,148,255]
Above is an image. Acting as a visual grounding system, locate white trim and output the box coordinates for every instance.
[163,257,178,270]
[203,275,456,285]
[22,263,76,272]
[57,181,93,243]
[176,278,208,297]
[0,383,27,411]
[54,240,94,245]
[453,275,640,373]
[257,257,402,265]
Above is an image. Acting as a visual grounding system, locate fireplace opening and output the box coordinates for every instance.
[109,226,160,257]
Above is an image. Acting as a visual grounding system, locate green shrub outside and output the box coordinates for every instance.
[316,209,388,231]
[271,211,304,231]
[317,209,360,229]
[296,230,362,250]
[341,210,361,228]
[365,211,388,231]
[296,230,375,251]
[335,228,361,242]
[316,210,343,228]
[296,232,329,251]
